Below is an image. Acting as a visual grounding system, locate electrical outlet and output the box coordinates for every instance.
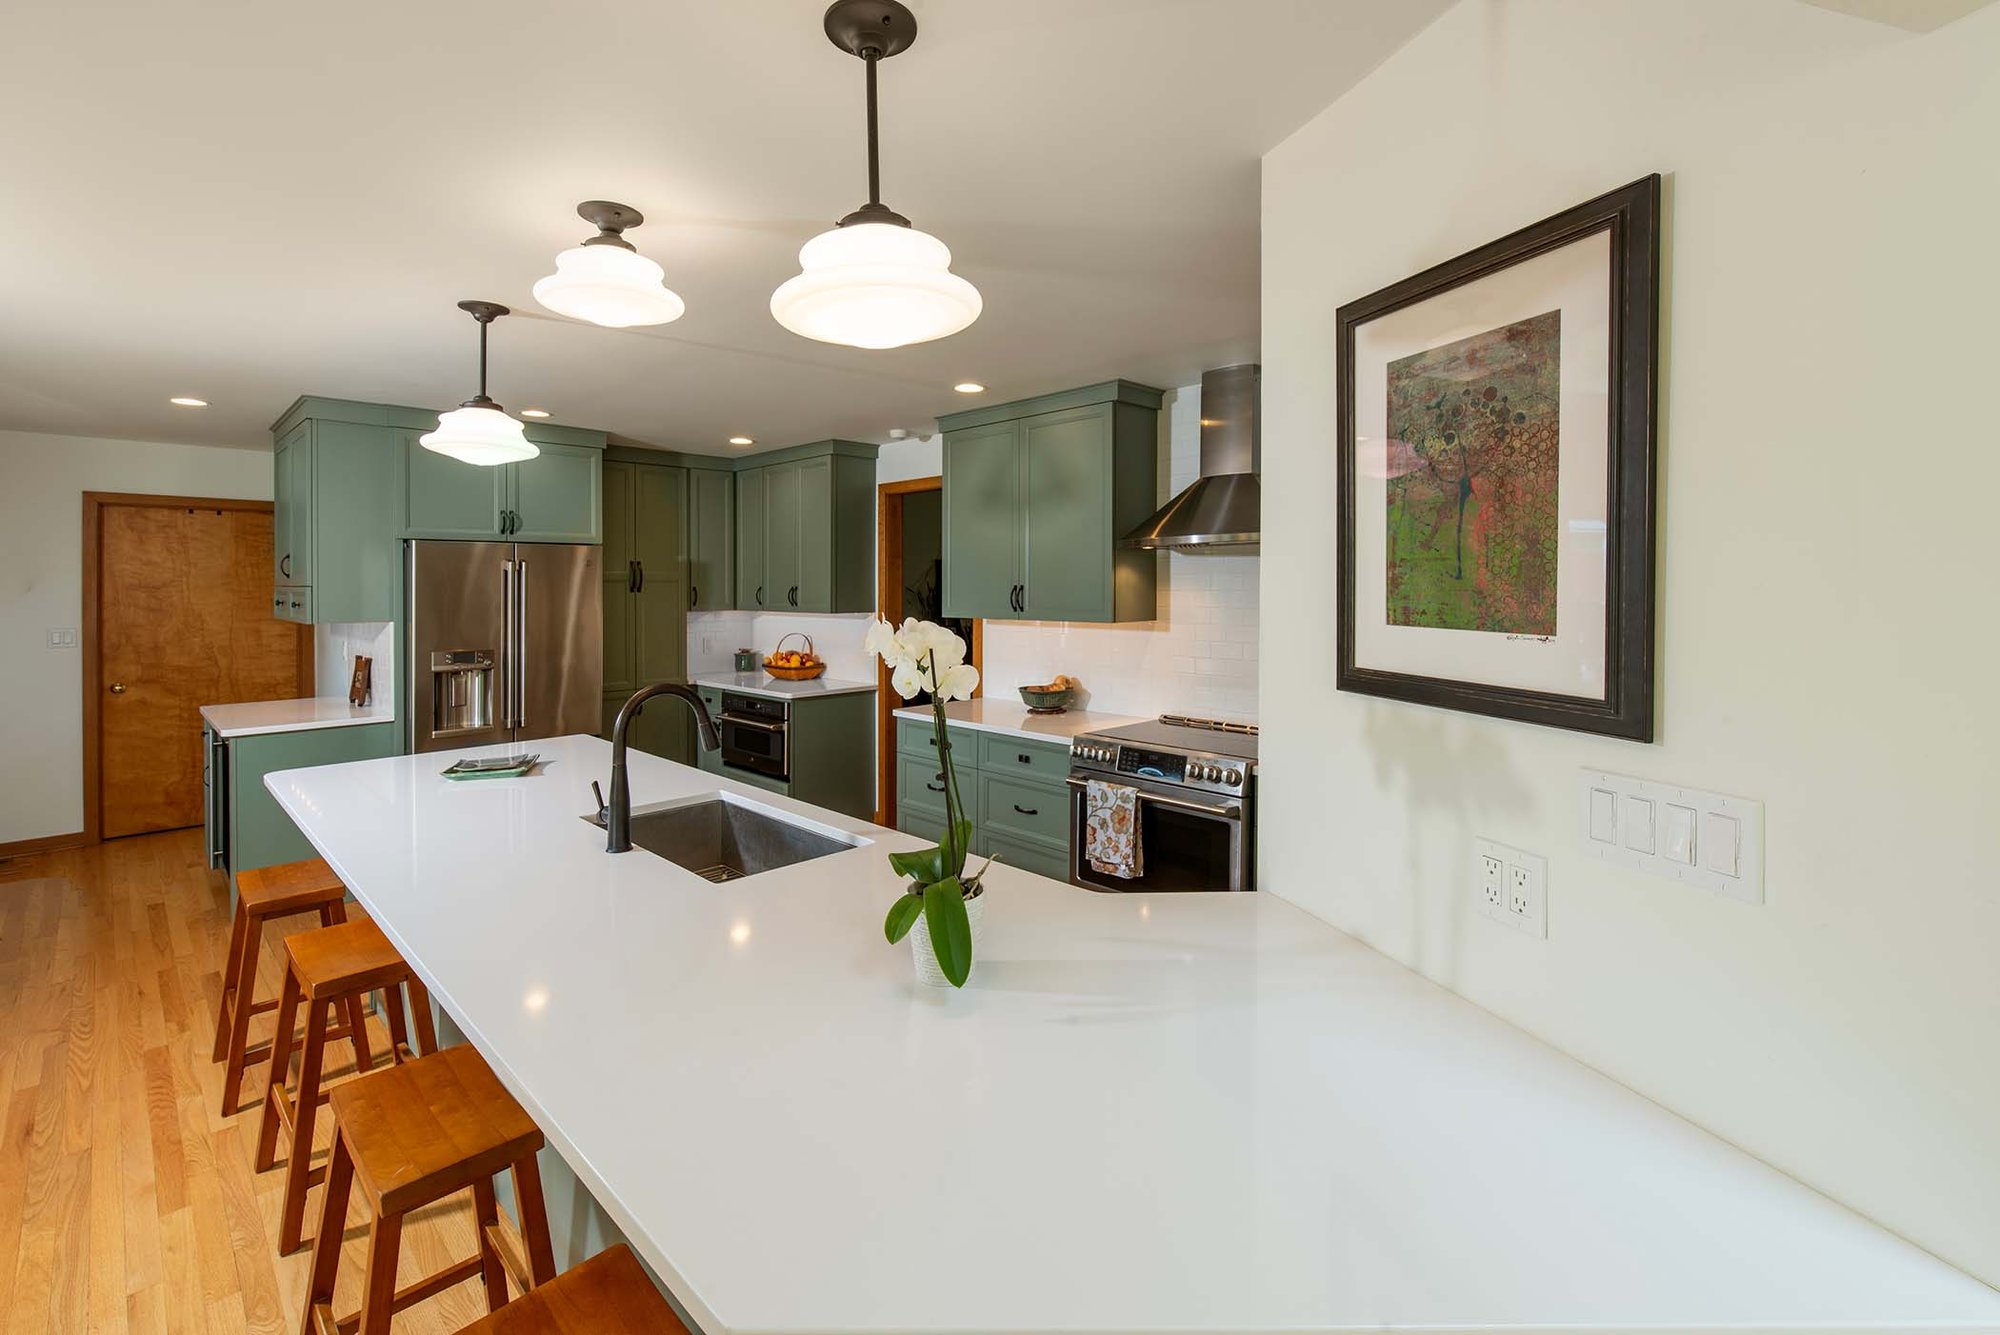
[1474,837,1548,939]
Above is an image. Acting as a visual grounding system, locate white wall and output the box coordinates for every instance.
[1261,0,2000,1288]
[0,428,273,843]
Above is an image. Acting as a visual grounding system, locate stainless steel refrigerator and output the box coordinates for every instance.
[406,540,602,754]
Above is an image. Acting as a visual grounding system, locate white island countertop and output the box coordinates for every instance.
[895,697,1145,742]
[201,696,393,738]
[266,735,2000,1335]
[692,671,876,701]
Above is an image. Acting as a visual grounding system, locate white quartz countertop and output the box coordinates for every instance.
[692,671,876,700]
[200,696,393,738]
[895,697,1144,742]
[265,734,2000,1335]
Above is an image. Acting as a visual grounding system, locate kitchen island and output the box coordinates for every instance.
[266,735,2000,1334]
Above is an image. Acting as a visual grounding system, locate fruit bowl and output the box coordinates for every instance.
[764,632,826,681]
[1018,676,1078,714]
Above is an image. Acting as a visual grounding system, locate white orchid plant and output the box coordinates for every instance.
[866,618,989,987]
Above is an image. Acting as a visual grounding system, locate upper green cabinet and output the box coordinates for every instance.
[733,441,875,613]
[686,464,733,614]
[940,381,1162,623]
[404,425,605,543]
[267,402,410,626]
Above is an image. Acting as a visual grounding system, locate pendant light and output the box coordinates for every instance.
[420,301,539,467]
[770,0,981,350]
[533,201,686,328]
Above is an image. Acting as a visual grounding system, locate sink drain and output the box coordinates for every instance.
[689,864,744,884]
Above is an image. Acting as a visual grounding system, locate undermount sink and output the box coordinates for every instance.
[586,793,866,882]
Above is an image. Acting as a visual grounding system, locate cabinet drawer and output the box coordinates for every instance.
[982,827,1071,883]
[978,770,1067,846]
[274,586,313,624]
[976,732,1070,783]
[898,754,952,819]
[896,717,977,766]
[896,804,948,845]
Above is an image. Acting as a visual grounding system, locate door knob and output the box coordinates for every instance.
[108,682,127,695]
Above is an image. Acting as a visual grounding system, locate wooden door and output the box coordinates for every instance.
[94,499,308,838]
[941,421,1022,620]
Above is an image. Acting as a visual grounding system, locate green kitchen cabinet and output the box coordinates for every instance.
[686,464,733,614]
[404,424,605,543]
[940,381,1162,623]
[731,442,875,612]
[692,688,874,818]
[216,720,402,911]
[601,458,689,763]
[895,718,1072,877]
[267,402,409,625]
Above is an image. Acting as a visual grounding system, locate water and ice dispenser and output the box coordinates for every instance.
[427,649,496,740]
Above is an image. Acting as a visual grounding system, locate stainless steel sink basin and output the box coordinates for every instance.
[586,793,866,882]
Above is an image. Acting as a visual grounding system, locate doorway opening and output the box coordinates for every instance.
[82,492,313,842]
[876,477,979,824]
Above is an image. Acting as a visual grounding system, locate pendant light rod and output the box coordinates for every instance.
[864,50,881,208]
[456,300,510,409]
[825,0,916,228]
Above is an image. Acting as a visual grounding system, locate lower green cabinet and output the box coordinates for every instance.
[219,721,401,911]
[895,720,1072,880]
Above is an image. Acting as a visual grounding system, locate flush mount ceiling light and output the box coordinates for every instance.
[521,408,552,418]
[770,0,982,350]
[534,201,687,329]
[952,382,984,394]
[419,301,539,467]
[728,435,755,446]
[169,396,208,407]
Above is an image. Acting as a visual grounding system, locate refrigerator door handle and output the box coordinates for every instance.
[516,557,529,731]
[501,559,516,728]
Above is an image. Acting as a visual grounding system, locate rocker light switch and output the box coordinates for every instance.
[1621,797,1655,854]
[1661,804,1697,865]
[1587,788,1618,843]
[1579,770,1763,905]
[1702,812,1741,877]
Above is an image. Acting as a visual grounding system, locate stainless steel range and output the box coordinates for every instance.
[1066,715,1258,893]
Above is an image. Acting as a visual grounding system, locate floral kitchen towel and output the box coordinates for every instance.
[1085,779,1142,879]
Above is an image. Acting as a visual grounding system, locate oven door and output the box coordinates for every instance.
[720,713,789,779]
[1067,775,1250,892]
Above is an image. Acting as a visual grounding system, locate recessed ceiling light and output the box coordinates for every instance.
[521,408,551,418]
[169,396,208,407]
[953,382,985,394]
[728,436,755,447]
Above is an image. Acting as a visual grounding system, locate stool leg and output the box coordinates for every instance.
[218,908,265,1115]
[356,1209,404,1335]
[510,1152,558,1289]
[407,976,440,1057]
[344,992,375,1074]
[277,998,330,1254]
[298,1131,353,1335]
[211,901,249,1062]
[471,1176,510,1312]
[383,982,411,1064]
[256,968,303,1172]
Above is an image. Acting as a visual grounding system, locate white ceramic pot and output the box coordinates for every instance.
[909,884,985,988]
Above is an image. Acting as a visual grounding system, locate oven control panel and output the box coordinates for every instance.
[1069,740,1250,796]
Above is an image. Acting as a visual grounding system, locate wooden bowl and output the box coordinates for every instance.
[764,661,827,681]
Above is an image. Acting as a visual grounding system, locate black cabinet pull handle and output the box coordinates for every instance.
[635,560,645,593]
[627,560,637,593]
[1017,753,1031,764]
[280,554,291,578]
[690,583,699,609]
[756,585,765,605]
[1012,803,1039,816]
[926,781,946,793]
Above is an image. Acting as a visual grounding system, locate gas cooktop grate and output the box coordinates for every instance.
[1158,714,1259,736]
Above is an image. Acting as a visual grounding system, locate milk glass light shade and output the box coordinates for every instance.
[420,404,539,466]
[533,244,686,328]
[770,222,982,350]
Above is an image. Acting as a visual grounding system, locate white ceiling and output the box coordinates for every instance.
[0,0,1451,455]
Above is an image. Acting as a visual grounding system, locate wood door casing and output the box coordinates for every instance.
[92,497,309,839]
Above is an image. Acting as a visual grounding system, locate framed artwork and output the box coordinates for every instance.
[1337,174,1660,741]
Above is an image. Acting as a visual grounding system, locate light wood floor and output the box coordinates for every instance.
[0,827,493,1334]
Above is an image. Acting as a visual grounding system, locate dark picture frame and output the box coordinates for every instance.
[1336,174,1660,741]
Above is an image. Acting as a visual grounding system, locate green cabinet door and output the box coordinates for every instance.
[631,464,689,763]
[512,441,602,543]
[1020,405,1112,622]
[308,421,403,624]
[763,460,803,609]
[735,466,767,609]
[600,461,637,708]
[407,437,508,538]
[686,467,733,615]
[943,420,1022,620]
[794,456,834,612]
[274,421,314,587]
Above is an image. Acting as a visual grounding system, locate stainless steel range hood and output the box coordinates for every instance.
[1122,363,1260,553]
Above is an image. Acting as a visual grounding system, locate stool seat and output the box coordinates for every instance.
[287,918,411,1000]
[236,857,347,916]
[332,1044,542,1217]
[454,1245,689,1334]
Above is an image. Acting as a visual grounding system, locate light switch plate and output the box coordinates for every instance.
[1579,769,1764,905]
[1474,837,1547,939]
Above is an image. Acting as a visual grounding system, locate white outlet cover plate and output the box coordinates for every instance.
[1579,769,1764,905]
[1474,836,1547,939]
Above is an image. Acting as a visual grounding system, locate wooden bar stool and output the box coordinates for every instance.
[299,1044,558,1335]
[256,917,439,1254]
[211,857,365,1116]
[453,1244,689,1334]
